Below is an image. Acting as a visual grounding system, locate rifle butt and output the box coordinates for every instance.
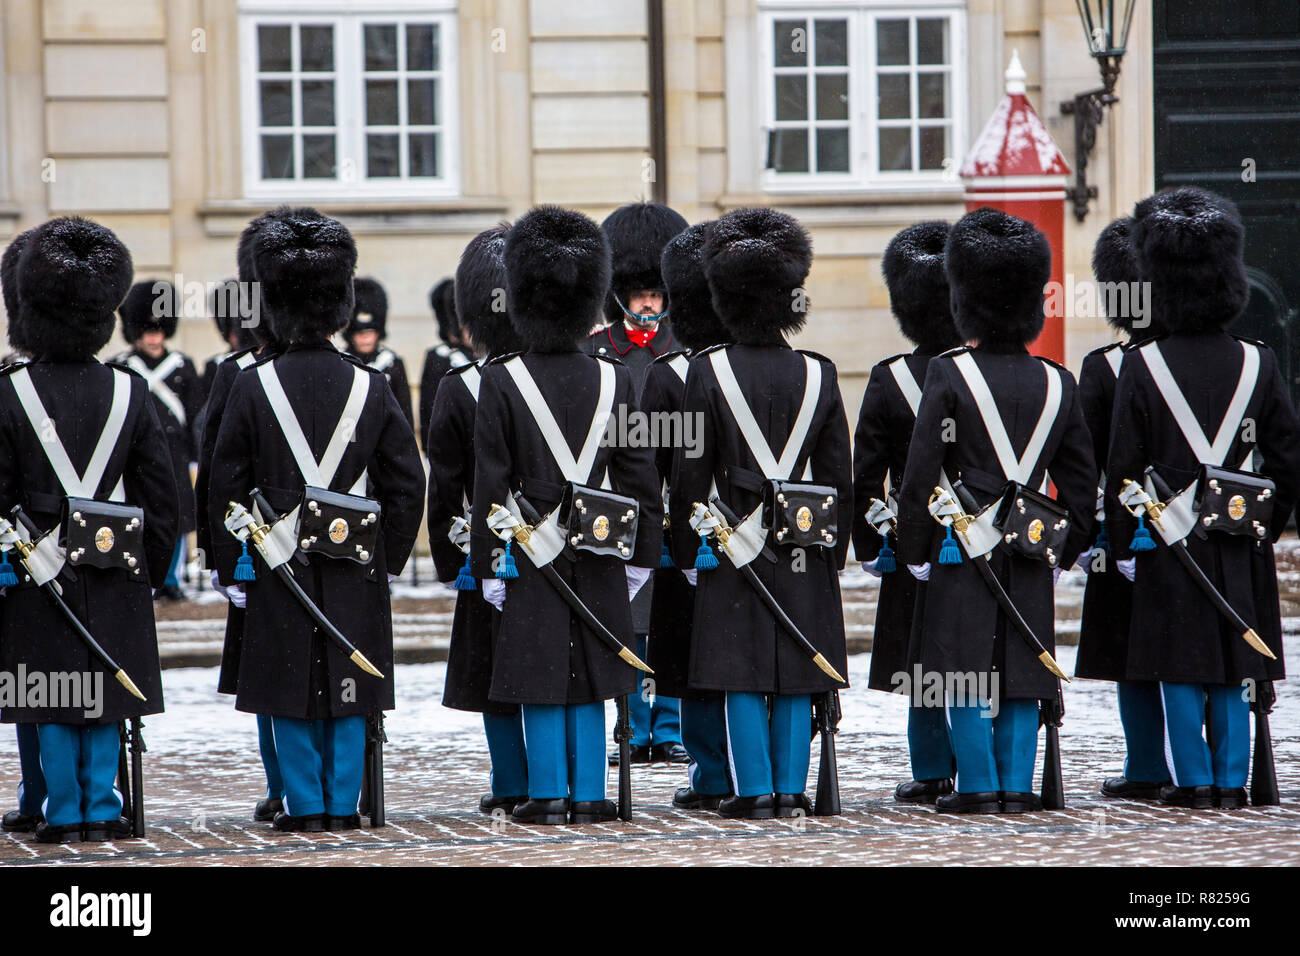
[129,719,145,837]
[1251,709,1279,807]
[812,694,841,816]
[617,695,632,821]
[368,713,386,827]
[116,721,132,823]
[1041,723,1064,811]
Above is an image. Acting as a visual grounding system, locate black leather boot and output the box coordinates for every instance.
[510,798,569,825]
[1100,776,1165,800]
[935,791,1001,814]
[34,821,83,844]
[651,742,691,764]
[775,793,813,818]
[569,800,618,824]
[272,812,326,832]
[1158,785,1214,809]
[717,794,776,819]
[1214,786,1248,809]
[2,809,41,833]
[672,787,727,810]
[478,793,527,815]
[1000,791,1044,813]
[83,818,132,841]
[254,797,283,822]
[894,779,954,804]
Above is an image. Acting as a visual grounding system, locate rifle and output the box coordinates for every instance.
[1040,688,1065,810]
[813,690,842,816]
[614,695,632,821]
[127,718,145,837]
[1251,680,1279,806]
[116,722,132,828]
[360,711,386,826]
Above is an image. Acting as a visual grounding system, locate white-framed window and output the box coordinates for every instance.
[759,2,965,192]
[239,2,459,199]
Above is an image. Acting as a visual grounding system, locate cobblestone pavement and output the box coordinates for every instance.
[1,645,1298,866]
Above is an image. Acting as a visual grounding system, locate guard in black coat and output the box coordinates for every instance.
[669,208,852,820]
[200,277,255,401]
[583,201,690,766]
[195,210,289,822]
[418,278,473,453]
[851,221,961,804]
[470,206,662,826]
[1105,188,1300,809]
[643,221,734,808]
[112,280,203,600]
[426,224,529,814]
[344,277,415,431]
[0,217,178,843]
[1072,217,1170,800]
[209,208,425,832]
[896,208,1096,814]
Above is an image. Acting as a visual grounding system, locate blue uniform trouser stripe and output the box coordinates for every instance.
[1117,681,1170,783]
[906,703,955,782]
[164,537,186,589]
[36,722,122,827]
[16,723,47,815]
[724,692,813,797]
[521,702,605,802]
[483,711,529,797]
[271,714,365,817]
[626,634,681,746]
[1160,682,1249,789]
[256,714,283,800]
[680,696,730,796]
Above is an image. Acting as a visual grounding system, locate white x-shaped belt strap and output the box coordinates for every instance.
[127,352,187,427]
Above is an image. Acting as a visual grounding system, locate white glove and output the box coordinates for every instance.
[907,562,930,582]
[1052,566,1062,585]
[861,559,883,579]
[682,569,698,587]
[1116,557,1136,582]
[387,573,398,584]
[211,570,247,608]
[626,565,652,601]
[482,578,506,611]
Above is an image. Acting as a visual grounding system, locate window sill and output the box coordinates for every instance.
[197,197,511,237]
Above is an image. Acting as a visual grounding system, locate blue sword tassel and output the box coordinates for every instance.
[0,551,17,588]
[453,553,477,590]
[938,525,963,565]
[875,531,897,573]
[496,539,519,579]
[694,533,719,571]
[1129,514,1157,552]
[234,540,257,581]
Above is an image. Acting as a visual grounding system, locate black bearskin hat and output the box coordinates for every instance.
[703,207,812,344]
[252,207,357,343]
[601,201,688,322]
[2,228,33,356]
[945,207,1050,351]
[1131,187,1248,334]
[348,277,388,339]
[17,216,133,361]
[659,222,728,353]
[429,277,458,344]
[881,221,961,354]
[1091,216,1146,334]
[120,279,180,342]
[456,223,522,359]
[236,207,303,349]
[209,276,256,350]
[505,205,611,352]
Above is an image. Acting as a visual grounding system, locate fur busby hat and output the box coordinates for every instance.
[456,223,522,359]
[1131,187,1247,333]
[348,277,388,339]
[882,221,961,354]
[252,207,357,343]
[429,277,458,344]
[2,228,33,356]
[703,207,812,344]
[505,205,611,352]
[17,216,133,361]
[1091,216,1146,334]
[945,207,1050,351]
[601,201,688,322]
[235,207,305,349]
[659,222,728,352]
[120,279,180,343]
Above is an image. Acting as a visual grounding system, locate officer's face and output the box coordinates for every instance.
[139,330,166,358]
[625,290,664,329]
[352,330,380,353]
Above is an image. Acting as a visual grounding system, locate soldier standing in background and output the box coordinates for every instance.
[419,277,473,454]
[343,277,415,432]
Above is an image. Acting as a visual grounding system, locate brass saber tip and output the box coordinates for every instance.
[115,669,147,702]
[1243,628,1277,660]
[812,653,847,685]
[351,649,386,678]
[1037,651,1070,683]
[617,646,654,673]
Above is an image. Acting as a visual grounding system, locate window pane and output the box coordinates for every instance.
[917,18,950,65]
[259,80,293,126]
[408,78,438,126]
[773,20,807,67]
[775,75,807,121]
[409,132,439,177]
[770,128,809,173]
[878,127,912,171]
[302,79,335,126]
[816,73,848,120]
[814,19,847,66]
[261,134,294,179]
[815,128,850,172]
[407,23,436,71]
[877,73,910,119]
[919,125,949,170]
[300,26,334,72]
[877,19,909,66]
[258,25,291,72]
[303,134,336,178]
[366,80,399,126]
[918,72,948,119]
[367,134,400,177]
[365,24,398,71]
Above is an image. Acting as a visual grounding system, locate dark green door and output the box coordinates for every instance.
[1153,0,1300,399]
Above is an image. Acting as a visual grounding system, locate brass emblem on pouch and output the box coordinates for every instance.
[1027,518,1044,544]
[796,506,813,532]
[1228,494,1247,521]
[592,515,610,541]
[94,527,115,553]
[328,518,350,544]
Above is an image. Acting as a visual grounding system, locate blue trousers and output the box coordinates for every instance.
[520,702,605,802]
[1117,681,1170,783]
[908,703,956,782]
[483,711,528,797]
[628,635,681,746]
[36,723,121,827]
[724,692,812,797]
[270,715,365,817]
[256,714,284,801]
[1159,682,1249,788]
[164,537,186,589]
[680,696,730,796]
[945,697,1039,794]
[16,724,47,816]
